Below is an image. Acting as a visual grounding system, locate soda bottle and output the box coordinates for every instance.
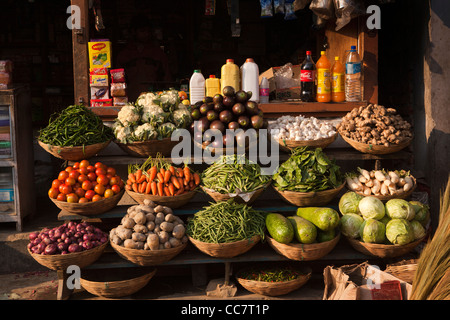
[345,45,362,101]
[316,51,331,102]
[300,51,316,102]
[259,77,269,104]
[331,56,345,102]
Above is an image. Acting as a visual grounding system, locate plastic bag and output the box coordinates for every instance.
[294,0,311,11]
[274,0,285,14]
[309,0,335,20]
[274,63,300,89]
[334,0,365,31]
[260,0,273,17]
[284,0,297,20]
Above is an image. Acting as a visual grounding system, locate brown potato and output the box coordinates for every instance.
[172,224,186,239]
[147,233,159,250]
[160,221,174,232]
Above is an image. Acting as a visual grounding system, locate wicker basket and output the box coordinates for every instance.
[115,138,179,157]
[384,259,418,284]
[352,176,417,201]
[80,268,156,298]
[273,183,345,207]
[201,182,270,205]
[110,241,187,266]
[126,189,197,209]
[266,233,340,261]
[188,235,260,258]
[193,139,249,156]
[345,235,426,259]
[27,241,108,271]
[340,133,412,155]
[38,140,111,161]
[50,188,124,216]
[235,266,312,296]
[276,133,338,153]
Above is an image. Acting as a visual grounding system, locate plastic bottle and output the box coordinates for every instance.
[189,70,205,105]
[331,56,345,102]
[300,51,316,102]
[316,51,331,102]
[220,59,240,93]
[345,45,362,102]
[205,75,221,97]
[241,58,260,102]
[259,77,269,104]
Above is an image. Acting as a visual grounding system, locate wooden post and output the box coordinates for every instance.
[71,0,90,106]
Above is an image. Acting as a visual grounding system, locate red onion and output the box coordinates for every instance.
[35,242,45,254]
[83,233,92,241]
[82,240,93,250]
[29,232,39,241]
[68,243,80,253]
[42,236,52,246]
[44,244,57,255]
[57,242,68,252]
[27,243,34,250]
[31,238,41,246]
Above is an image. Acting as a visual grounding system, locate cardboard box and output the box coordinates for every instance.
[90,99,112,107]
[90,74,109,86]
[88,40,112,69]
[323,262,412,300]
[90,86,110,100]
[259,65,302,100]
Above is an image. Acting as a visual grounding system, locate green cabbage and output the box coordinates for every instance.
[410,201,430,227]
[358,196,385,220]
[359,218,386,243]
[410,220,426,240]
[386,219,414,245]
[385,199,415,221]
[340,213,364,239]
[339,192,363,215]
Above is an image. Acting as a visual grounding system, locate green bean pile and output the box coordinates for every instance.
[239,267,304,282]
[186,199,266,244]
[201,155,271,194]
[38,105,114,147]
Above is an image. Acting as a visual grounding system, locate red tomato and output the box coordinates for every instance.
[94,183,105,195]
[106,167,116,176]
[87,165,96,173]
[48,188,59,199]
[78,174,88,183]
[78,167,88,175]
[58,171,69,181]
[95,168,106,176]
[87,172,97,182]
[65,166,74,173]
[57,193,67,202]
[66,193,79,203]
[109,176,120,186]
[52,179,62,189]
[96,174,109,186]
[104,189,114,198]
[111,184,121,194]
[78,197,89,203]
[75,188,85,198]
[69,170,80,180]
[92,194,103,202]
[95,162,106,170]
[60,184,72,195]
[79,160,90,168]
[81,180,93,191]
[106,173,113,180]
[72,162,80,170]
[84,189,95,200]
[65,177,76,186]
[118,179,125,188]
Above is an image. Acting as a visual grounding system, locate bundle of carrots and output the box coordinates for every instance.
[125,155,200,197]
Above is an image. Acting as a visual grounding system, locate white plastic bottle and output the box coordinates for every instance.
[241,58,260,102]
[189,70,205,105]
[259,77,269,104]
[345,45,362,101]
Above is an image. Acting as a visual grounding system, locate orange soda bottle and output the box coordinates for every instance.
[331,56,345,102]
[316,51,331,102]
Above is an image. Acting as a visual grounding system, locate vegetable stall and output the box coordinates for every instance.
[25,0,445,301]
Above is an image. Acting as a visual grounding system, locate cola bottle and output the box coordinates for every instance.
[300,51,317,102]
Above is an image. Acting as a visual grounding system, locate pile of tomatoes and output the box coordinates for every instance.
[48,160,124,203]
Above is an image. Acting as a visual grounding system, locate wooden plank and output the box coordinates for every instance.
[259,101,363,118]
[0,212,18,223]
[359,17,379,104]
[71,0,89,106]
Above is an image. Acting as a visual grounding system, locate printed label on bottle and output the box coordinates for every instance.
[317,68,331,94]
[332,72,345,93]
[346,62,362,75]
[300,70,315,82]
[260,88,269,96]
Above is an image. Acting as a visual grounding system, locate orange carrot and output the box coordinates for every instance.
[164,186,171,196]
[126,179,132,185]
[128,173,136,183]
[137,175,146,184]
[145,181,152,194]
[164,170,171,184]
[177,167,184,178]
[157,182,164,196]
[189,180,195,189]
[168,166,175,176]
[193,172,200,185]
[160,167,166,177]
[151,181,157,195]
[125,185,132,191]
[171,176,181,189]
[132,182,138,193]
[183,166,191,182]
[168,183,175,196]
[140,181,147,193]
[135,169,142,183]
[157,172,164,182]
[148,166,157,182]
[175,188,184,196]
[184,176,189,186]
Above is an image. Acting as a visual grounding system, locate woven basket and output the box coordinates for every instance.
[384,259,418,284]
[188,235,260,258]
[27,241,108,271]
[115,138,179,157]
[201,182,270,205]
[110,241,187,266]
[352,176,417,201]
[126,189,196,209]
[38,140,111,161]
[50,188,124,216]
[273,183,345,207]
[340,133,412,155]
[235,266,312,296]
[346,235,426,259]
[277,132,338,153]
[193,139,250,156]
[80,268,156,298]
[266,233,340,261]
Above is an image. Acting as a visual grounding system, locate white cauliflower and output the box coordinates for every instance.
[117,104,140,126]
[135,92,158,108]
[141,104,166,125]
[158,90,180,112]
[172,104,192,128]
[158,122,176,139]
[114,124,134,143]
[133,123,158,141]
